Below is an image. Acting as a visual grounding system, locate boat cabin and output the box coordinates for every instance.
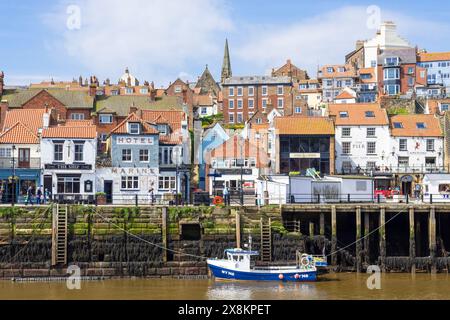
[224,249,259,271]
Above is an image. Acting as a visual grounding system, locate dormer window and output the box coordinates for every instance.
[393,122,403,129]
[339,111,348,118]
[157,124,168,135]
[385,57,399,66]
[140,88,149,94]
[338,67,345,73]
[365,111,375,118]
[128,122,140,134]
[327,67,334,73]
[125,88,133,94]
[416,122,426,129]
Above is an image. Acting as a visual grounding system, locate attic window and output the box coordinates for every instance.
[393,122,403,129]
[365,111,375,118]
[175,86,182,93]
[128,122,140,134]
[416,122,426,129]
[157,124,168,135]
[339,111,348,118]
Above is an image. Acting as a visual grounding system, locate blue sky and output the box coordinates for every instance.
[1,0,450,86]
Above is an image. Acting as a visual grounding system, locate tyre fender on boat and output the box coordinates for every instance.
[278,274,284,280]
[301,254,310,267]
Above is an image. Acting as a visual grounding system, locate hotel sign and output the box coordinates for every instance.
[290,153,321,159]
[116,137,154,145]
[45,164,92,170]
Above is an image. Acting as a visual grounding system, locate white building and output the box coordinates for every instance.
[363,21,412,69]
[41,124,97,202]
[389,114,444,172]
[329,103,391,174]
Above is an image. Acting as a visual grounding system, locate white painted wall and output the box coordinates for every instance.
[389,136,444,169]
[335,125,391,173]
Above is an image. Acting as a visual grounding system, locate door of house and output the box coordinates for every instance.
[104,180,113,204]
[18,148,30,168]
[43,175,52,200]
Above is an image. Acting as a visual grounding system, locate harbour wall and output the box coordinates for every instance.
[0,204,449,278]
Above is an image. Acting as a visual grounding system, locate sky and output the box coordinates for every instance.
[1,0,450,87]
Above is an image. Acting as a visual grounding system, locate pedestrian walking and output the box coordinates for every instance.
[36,186,43,205]
[25,186,33,205]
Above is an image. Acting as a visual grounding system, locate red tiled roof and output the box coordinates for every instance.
[274,117,335,135]
[141,110,185,144]
[390,114,443,137]
[2,109,46,134]
[328,103,389,126]
[109,113,159,135]
[418,52,450,62]
[64,119,94,126]
[0,122,39,144]
[335,91,355,100]
[42,125,97,139]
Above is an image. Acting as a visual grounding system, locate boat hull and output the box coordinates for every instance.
[208,263,317,282]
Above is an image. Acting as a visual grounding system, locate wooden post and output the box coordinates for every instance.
[162,207,168,263]
[409,206,416,274]
[429,206,437,274]
[309,222,314,240]
[356,206,362,273]
[331,206,337,267]
[320,212,325,236]
[364,211,370,266]
[235,209,241,249]
[379,207,386,272]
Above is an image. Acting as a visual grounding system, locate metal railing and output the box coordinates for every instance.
[339,165,449,175]
[0,157,41,169]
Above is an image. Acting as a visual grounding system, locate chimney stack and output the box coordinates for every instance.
[0,71,4,97]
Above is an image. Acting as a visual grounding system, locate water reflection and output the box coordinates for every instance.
[207,281,318,300]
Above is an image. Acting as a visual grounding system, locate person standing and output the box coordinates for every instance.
[44,188,50,204]
[36,186,42,205]
[223,185,230,206]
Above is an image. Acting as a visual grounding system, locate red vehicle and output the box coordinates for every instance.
[374,187,399,199]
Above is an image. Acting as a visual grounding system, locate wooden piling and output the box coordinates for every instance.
[379,207,386,272]
[235,209,241,249]
[429,207,437,274]
[320,212,325,236]
[309,222,314,240]
[356,206,362,273]
[409,206,416,274]
[162,207,168,263]
[364,211,370,266]
[331,206,337,267]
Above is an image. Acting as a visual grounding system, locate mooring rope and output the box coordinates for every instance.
[325,206,408,258]
[94,208,208,260]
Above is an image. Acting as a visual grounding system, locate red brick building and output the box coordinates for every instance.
[222,76,293,124]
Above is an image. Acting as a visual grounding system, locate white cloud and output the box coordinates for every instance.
[44,0,232,85]
[233,5,450,77]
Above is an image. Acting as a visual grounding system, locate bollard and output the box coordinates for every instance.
[135,194,138,207]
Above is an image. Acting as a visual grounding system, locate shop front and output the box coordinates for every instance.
[42,163,96,203]
[0,169,41,204]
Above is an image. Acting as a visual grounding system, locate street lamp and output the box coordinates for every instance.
[11,145,16,206]
[173,147,182,206]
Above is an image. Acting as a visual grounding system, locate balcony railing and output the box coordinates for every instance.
[339,165,449,175]
[0,157,41,169]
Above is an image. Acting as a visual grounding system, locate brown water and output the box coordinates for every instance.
[1,273,449,300]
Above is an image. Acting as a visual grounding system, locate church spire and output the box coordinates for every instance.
[221,39,232,83]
